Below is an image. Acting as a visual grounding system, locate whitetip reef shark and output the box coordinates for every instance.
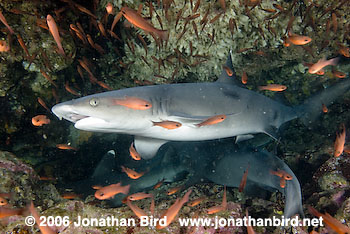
[52,53,350,159]
[71,140,303,218]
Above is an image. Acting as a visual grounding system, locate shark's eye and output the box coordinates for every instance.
[89,98,99,107]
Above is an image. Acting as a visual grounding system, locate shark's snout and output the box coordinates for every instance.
[52,103,88,123]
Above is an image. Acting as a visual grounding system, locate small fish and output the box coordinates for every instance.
[64,81,80,96]
[258,84,287,92]
[196,114,226,127]
[245,209,256,234]
[223,65,233,76]
[157,189,192,229]
[270,169,292,188]
[106,3,114,15]
[0,197,8,206]
[308,206,350,234]
[121,7,168,40]
[241,71,248,84]
[308,57,339,74]
[129,142,141,160]
[0,206,26,219]
[29,202,56,234]
[0,40,10,52]
[322,103,328,113]
[40,69,58,88]
[239,165,249,192]
[46,15,65,56]
[284,34,312,46]
[61,193,81,199]
[0,10,14,34]
[167,185,182,195]
[37,97,51,113]
[207,186,226,214]
[126,199,147,218]
[56,144,77,151]
[152,120,182,130]
[121,166,144,179]
[32,115,50,126]
[334,124,346,157]
[94,182,130,200]
[113,96,152,110]
[127,192,153,201]
[188,197,206,207]
[153,180,163,189]
[332,70,346,78]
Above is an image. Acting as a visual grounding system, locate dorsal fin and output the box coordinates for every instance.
[216,51,239,85]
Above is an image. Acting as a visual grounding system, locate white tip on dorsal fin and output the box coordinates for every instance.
[134,136,168,159]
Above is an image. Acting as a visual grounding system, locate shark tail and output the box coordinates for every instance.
[294,78,350,126]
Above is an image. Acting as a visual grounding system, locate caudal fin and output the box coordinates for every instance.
[295,78,350,125]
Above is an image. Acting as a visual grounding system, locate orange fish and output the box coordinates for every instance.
[37,97,51,113]
[29,202,56,234]
[152,120,182,130]
[258,84,287,92]
[167,185,182,195]
[241,71,248,84]
[207,186,226,214]
[121,166,144,179]
[94,182,130,200]
[129,142,141,160]
[113,96,152,110]
[32,115,50,126]
[270,169,293,188]
[61,193,81,199]
[239,165,249,192]
[284,34,312,46]
[64,81,80,96]
[332,70,346,78]
[316,69,325,75]
[0,40,10,52]
[127,192,153,201]
[0,206,26,219]
[322,104,328,113]
[308,206,350,234]
[196,114,226,127]
[106,3,114,15]
[223,65,233,76]
[121,7,168,40]
[0,10,14,34]
[126,199,147,218]
[46,15,65,56]
[338,44,350,57]
[56,144,77,151]
[0,197,8,206]
[245,209,256,234]
[334,124,346,157]
[308,57,339,74]
[188,197,206,207]
[153,180,163,189]
[157,189,192,229]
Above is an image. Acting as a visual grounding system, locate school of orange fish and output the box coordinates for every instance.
[0,0,350,233]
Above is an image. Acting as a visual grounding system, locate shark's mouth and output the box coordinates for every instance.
[51,104,89,123]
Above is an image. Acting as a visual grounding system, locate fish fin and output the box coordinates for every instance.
[216,51,239,85]
[235,134,254,143]
[91,150,116,179]
[295,78,350,126]
[134,136,168,159]
[263,126,279,140]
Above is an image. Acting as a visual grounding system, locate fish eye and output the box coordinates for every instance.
[89,98,99,107]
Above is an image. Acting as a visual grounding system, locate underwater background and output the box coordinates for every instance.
[0,0,350,233]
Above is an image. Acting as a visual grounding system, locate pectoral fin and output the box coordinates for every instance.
[134,136,168,159]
